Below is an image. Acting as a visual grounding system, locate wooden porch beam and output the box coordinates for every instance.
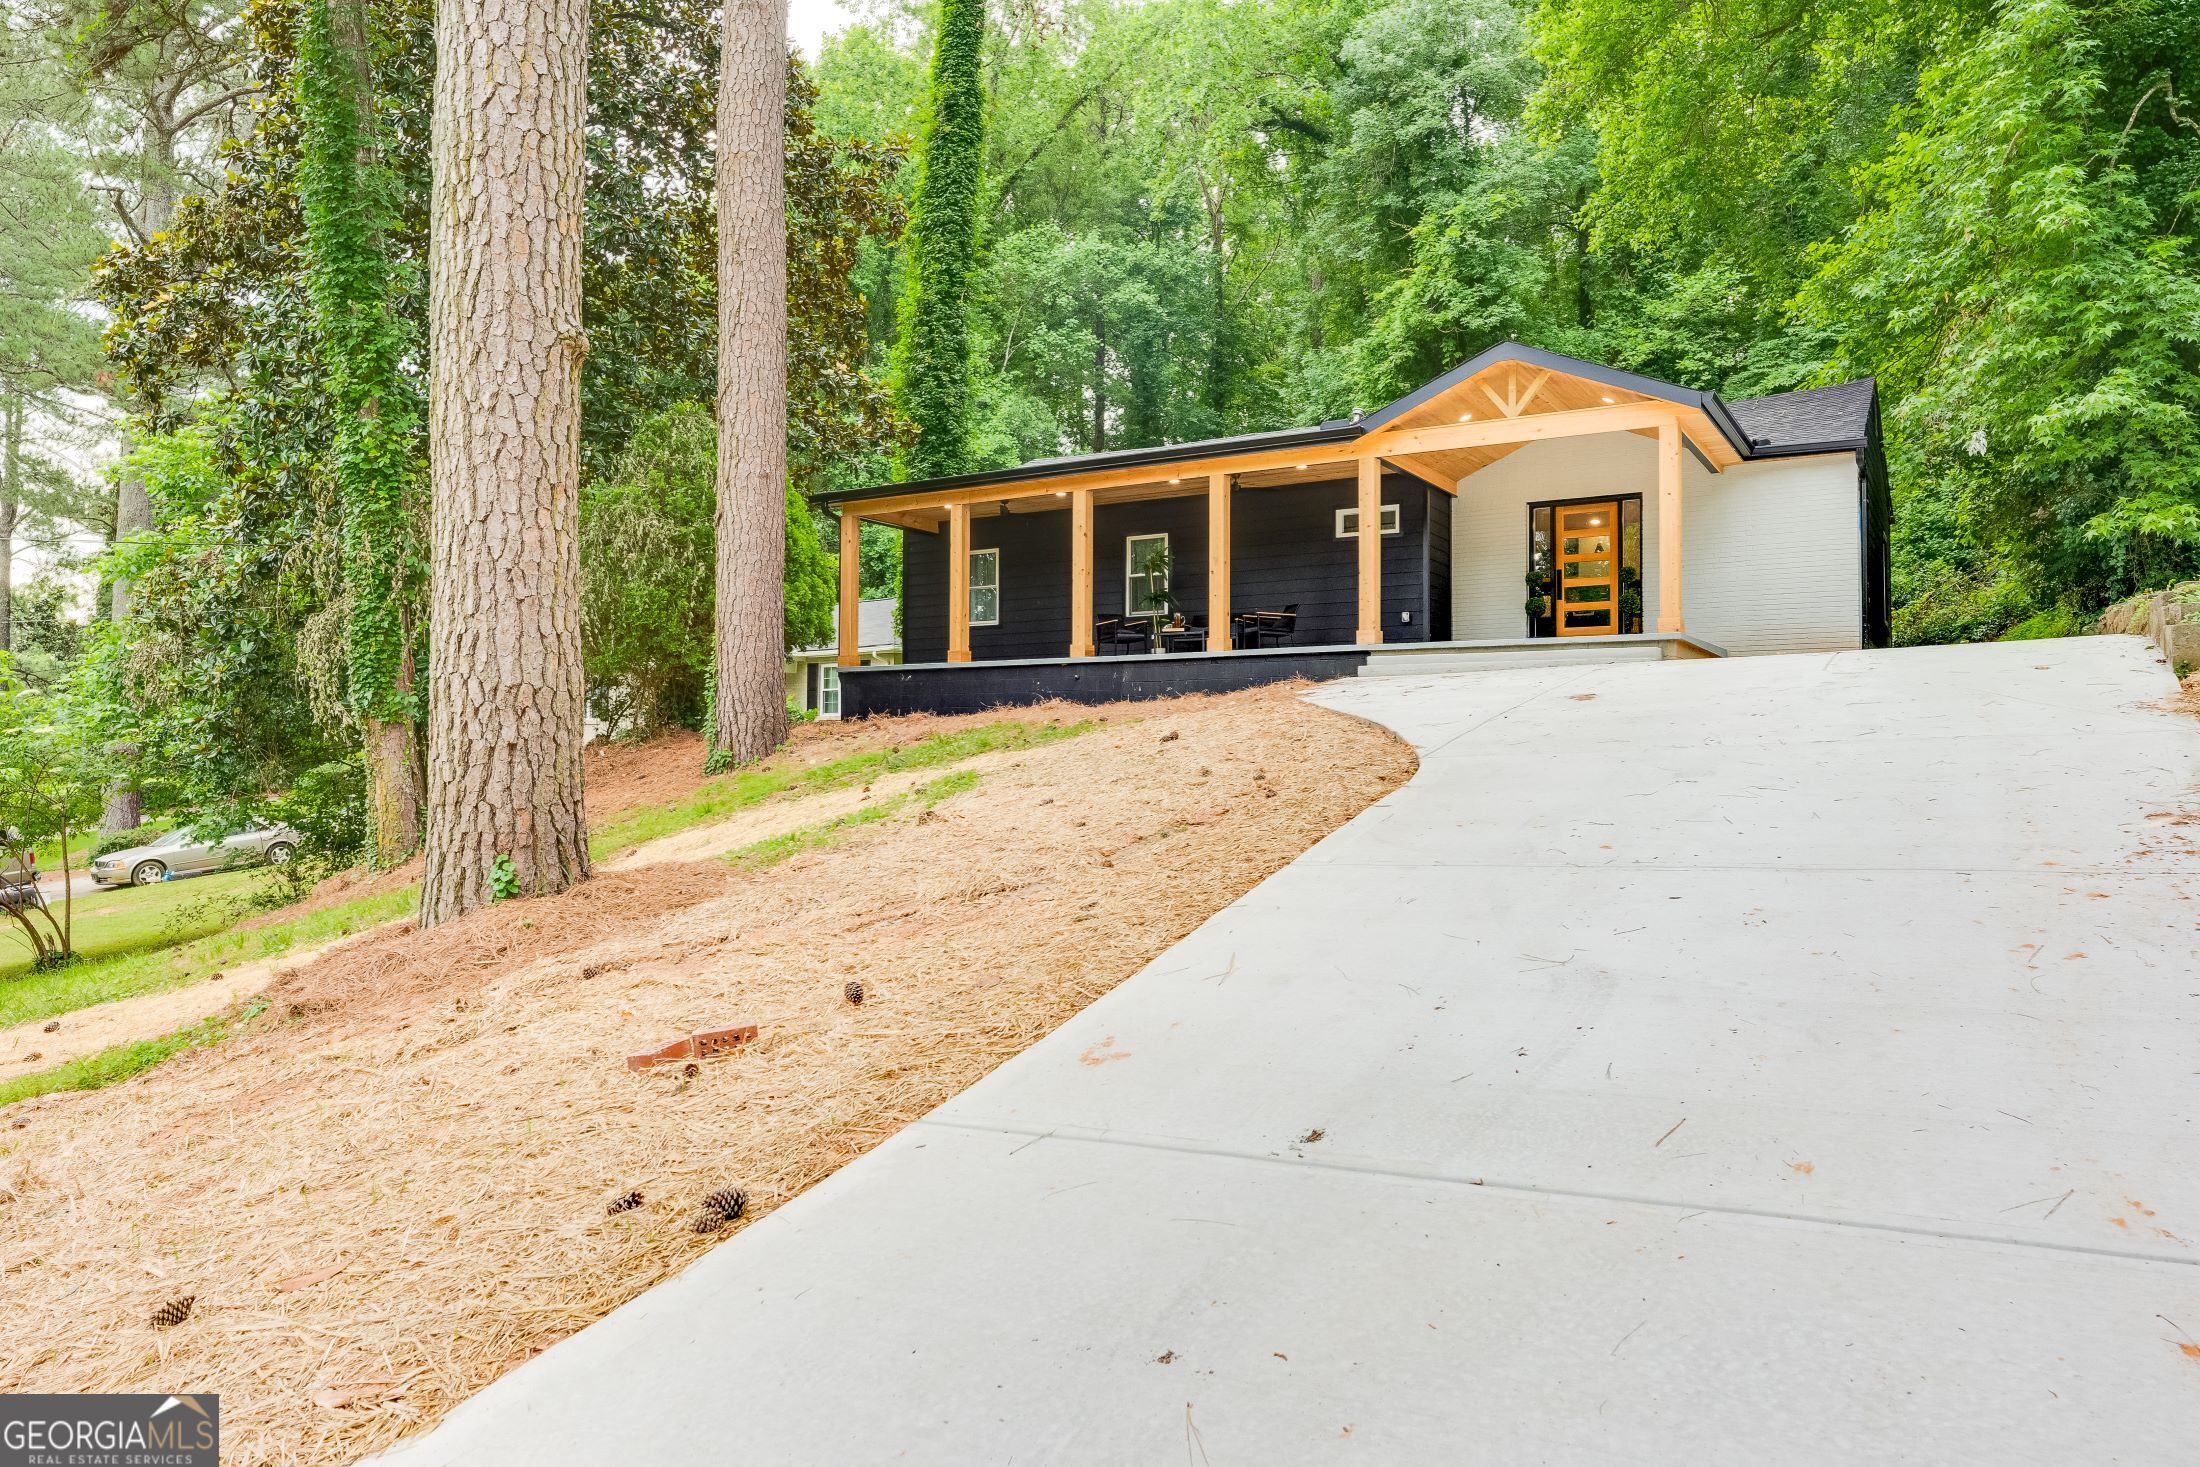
[1356,456,1383,645]
[1356,401,1685,460]
[1657,418,1685,633]
[837,509,861,668]
[1207,473,1231,651]
[834,401,1713,522]
[1069,488,1095,657]
[1384,455,1457,493]
[1510,367,1554,416]
[946,501,972,663]
[841,442,1370,518]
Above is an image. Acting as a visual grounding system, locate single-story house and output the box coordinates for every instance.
[812,344,1890,717]
[786,597,900,718]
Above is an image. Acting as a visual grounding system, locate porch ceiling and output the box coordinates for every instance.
[880,459,1416,530]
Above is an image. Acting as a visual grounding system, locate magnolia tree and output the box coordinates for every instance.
[0,672,108,969]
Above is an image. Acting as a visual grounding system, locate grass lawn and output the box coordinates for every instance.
[0,879,417,1033]
[1,869,267,983]
[0,1000,268,1109]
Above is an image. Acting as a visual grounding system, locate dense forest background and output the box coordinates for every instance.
[3,0,2197,828]
[807,0,2199,648]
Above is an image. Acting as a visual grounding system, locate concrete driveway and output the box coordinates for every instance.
[385,637,2200,1465]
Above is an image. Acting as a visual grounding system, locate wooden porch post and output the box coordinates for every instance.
[1206,473,1231,650]
[1069,488,1095,657]
[1656,418,1684,633]
[947,501,972,662]
[837,509,861,668]
[1356,455,1384,645]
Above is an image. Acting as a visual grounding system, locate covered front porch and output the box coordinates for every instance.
[814,346,1776,700]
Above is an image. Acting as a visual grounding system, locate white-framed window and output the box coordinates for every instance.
[818,662,841,719]
[1125,533,1171,618]
[1335,503,1402,539]
[969,547,1000,627]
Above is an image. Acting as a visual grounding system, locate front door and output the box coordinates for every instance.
[1555,501,1619,636]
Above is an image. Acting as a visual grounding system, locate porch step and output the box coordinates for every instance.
[1357,634,1721,677]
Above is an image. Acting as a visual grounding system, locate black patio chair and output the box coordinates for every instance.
[1099,617,1153,655]
[1240,604,1299,648]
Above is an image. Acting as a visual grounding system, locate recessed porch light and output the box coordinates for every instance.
[1600,395,1615,403]
[1459,412,1473,421]
[1168,477,1181,484]
[1295,463,1308,470]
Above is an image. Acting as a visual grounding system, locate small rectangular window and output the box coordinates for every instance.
[969,548,999,627]
[1335,504,1402,538]
[819,663,841,719]
[1125,533,1171,618]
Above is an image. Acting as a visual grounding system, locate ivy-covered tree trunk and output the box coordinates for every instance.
[419,0,591,925]
[891,0,987,481]
[299,0,426,867]
[711,0,790,766]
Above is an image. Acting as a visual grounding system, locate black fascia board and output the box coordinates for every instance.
[811,421,1367,508]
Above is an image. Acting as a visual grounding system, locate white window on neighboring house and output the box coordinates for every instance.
[819,663,841,719]
[969,548,1000,627]
[1335,503,1402,539]
[1125,533,1170,619]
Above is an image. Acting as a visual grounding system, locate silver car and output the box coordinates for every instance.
[91,821,303,888]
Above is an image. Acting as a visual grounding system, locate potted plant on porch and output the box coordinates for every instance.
[1132,544,1182,628]
[1525,568,1554,637]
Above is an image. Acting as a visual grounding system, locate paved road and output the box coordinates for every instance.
[384,637,2200,1465]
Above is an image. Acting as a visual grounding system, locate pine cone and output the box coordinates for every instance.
[702,1187,746,1222]
[150,1295,197,1330]
[605,1190,643,1216]
[688,1209,726,1235]
[844,980,864,1005]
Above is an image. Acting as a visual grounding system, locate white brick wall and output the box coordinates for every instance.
[1449,433,1864,656]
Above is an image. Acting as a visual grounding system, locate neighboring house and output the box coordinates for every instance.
[787,597,900,718]
[812,344,1890,716]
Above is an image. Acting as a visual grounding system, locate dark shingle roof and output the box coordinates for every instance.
[1724,379,1876,455]
[813,358,1878,507]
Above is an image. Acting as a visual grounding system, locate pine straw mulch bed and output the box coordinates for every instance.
[578,702,1089,818]
[0,681,1412,1466]
[258,710,1030,925]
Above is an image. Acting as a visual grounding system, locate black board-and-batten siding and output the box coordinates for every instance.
[900,472,1446,664]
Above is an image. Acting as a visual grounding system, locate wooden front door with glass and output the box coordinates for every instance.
[1555,500,1619,636]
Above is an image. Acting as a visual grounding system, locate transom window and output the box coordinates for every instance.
[1335,504,1402,538]
[1125,533,1171,619]
[969,547,1000,627]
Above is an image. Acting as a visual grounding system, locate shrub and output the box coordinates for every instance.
[269,760,369,865]
[581,404,838,739]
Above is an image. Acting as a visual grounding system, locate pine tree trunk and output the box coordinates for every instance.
[710,0,790,766]
[366,646,426,867]
[419,0,591,925]
[0,394,19,654]
[101,140,180,837]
